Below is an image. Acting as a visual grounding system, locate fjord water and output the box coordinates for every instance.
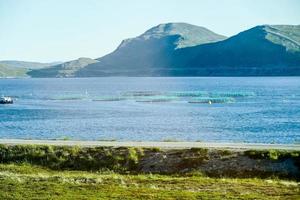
[0,77,299,144]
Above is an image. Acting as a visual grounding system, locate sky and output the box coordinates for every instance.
[1,0,300,62]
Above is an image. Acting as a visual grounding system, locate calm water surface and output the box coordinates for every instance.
[0,77,299,144]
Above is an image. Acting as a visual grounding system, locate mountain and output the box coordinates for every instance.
[127,22,227,49]
[28,23,300,77]
[0,60,61,69]
[170,25,300,76]
[76,23,227,76]
[30,23,226,77]
[28,57,98,77]
[0,64,28,78]
[76,24,300,76]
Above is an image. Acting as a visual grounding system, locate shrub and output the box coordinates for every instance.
[0,145,145,172]
[244,149,300,169]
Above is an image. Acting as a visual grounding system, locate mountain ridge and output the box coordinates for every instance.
[0,64,28,78]
[114,22,227,50]
[27,57,98,78]
[3,23,300,78]
[76,23,227,77]
[169,24,300,76]
[0,60,62,69]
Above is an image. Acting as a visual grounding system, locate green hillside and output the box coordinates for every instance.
[171,25,300,76]
[28,57,98,77]
[265,25,300,52]
[76,23,227,77]
[0,64,28,78]
[28,23,300,77]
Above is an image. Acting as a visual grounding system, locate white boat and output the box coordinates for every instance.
[0,96,13,104]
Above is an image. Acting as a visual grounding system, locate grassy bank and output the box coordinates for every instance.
[0,144,299,179]
[0,144,144,172]
[0,145,299,199]
[0,163,299,200]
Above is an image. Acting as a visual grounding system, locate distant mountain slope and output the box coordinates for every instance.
[121,22,227,49]
[264,25,300,52]
[0,60,61,69]
[171,25,300,76]
[28,57,98,77]
[77,24,300,77]
[28,23,300,77]
[0,64,28,78]
[75,23,227,76]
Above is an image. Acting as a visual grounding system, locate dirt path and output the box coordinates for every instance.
[0,139,299,150]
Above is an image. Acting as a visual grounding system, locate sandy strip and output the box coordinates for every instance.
[0,139,299,150]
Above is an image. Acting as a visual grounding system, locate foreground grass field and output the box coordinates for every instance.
[0,164,299,200]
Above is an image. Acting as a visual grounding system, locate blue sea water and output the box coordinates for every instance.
[0,77,299,144]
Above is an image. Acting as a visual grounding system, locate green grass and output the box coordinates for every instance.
[0,145,299,199]
[0,145,299,179]
[0,144,144,172]
[0,163,299,200]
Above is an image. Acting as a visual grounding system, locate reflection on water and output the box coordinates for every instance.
[0,77,299,144]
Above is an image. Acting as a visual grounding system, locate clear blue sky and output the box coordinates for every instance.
[1,0,299,62]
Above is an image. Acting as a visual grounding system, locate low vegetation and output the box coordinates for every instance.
[244,149,300,167]
[0,145,299,178]
[0,145,299,199]
[0,144,144,172]
[0,163,299,200]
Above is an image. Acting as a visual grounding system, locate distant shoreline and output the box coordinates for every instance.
[0,139,299,150]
